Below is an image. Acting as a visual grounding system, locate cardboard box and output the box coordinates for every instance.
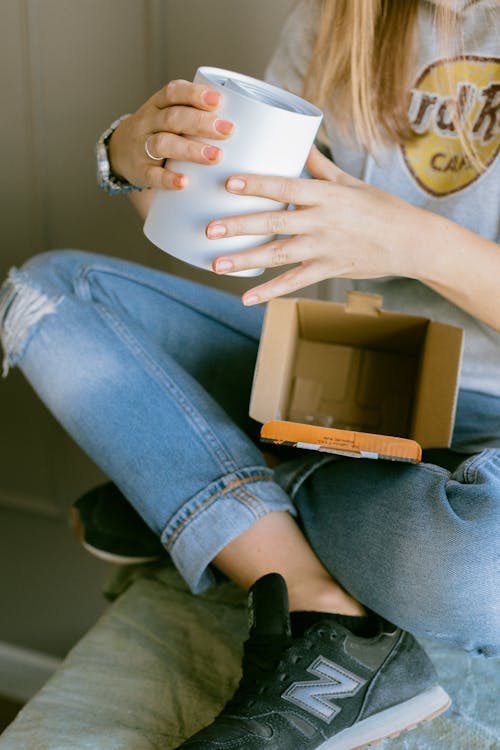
[250,291,464,463]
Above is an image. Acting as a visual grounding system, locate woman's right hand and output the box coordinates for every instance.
[108,79,234,191]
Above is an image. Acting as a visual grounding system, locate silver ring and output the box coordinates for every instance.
[144,136,164,161]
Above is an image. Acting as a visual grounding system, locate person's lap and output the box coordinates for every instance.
[2,249,499,653]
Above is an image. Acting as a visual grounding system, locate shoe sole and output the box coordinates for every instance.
[68,506,163,566]
[318,685,451,750]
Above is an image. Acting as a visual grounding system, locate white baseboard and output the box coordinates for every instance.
[0,641,61,703]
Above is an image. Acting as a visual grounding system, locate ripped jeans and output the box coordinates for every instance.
[1,250,499,657]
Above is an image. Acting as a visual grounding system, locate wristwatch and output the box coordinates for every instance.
[95,114,142,195]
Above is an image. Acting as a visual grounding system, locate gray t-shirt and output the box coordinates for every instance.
[265,0,500,397]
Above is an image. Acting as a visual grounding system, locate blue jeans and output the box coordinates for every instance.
[1,250,499,657]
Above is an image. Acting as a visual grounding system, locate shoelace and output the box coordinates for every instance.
[224,625,339,712]
[224,634,292,711]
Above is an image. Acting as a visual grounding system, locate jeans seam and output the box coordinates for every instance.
[286,455,337,499]
[232,487,260,515]
[235,483,268,516]
[164,473,273,551]
[74,264,261,343]
[462,449,497,484]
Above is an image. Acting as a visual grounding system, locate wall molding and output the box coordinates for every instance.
[0,489,63,520]
[0,640,61,703]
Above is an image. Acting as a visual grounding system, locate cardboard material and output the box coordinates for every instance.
[250,292,464,463]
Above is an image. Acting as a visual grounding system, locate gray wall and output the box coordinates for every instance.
[0,0,294,663]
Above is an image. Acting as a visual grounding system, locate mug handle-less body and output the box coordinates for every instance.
[143,67,323,276]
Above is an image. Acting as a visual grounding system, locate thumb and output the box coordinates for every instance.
[306,144,355,184]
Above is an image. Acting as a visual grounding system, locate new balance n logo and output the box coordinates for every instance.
[281,656,366,723]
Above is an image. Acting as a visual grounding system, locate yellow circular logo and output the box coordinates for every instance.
[402,56,500,197]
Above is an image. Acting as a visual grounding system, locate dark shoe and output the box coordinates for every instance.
[69,482,166,565]
[178,573,451,749]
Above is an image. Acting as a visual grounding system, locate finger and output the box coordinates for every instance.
[143,165,189,191]
[152,79,221,111]
[145,132,224,165]
[158,106,234,140]
[242,261,326,305]
[206,207,316,239]
[213,237,309,274]
[306,145,358,185]
[224,173,324,206]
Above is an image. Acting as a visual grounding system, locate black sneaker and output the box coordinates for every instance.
[69,482,166,565]
[177,573,451,750]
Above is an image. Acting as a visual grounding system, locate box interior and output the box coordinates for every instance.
[282,300,429,439]
[250,296,463,448]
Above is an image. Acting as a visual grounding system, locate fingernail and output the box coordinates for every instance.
[207,223,227,238]
[215,119,234,135]
[215,259,234,273]
[173,174,188,189]
[203,145,220,161]
[227,178,246,191]
[203,89,219,106]
[244,294,259,306]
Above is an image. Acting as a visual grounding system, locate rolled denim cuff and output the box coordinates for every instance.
[161,466,296,593]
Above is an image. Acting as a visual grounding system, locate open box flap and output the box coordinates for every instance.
[410,320,464,448]
[261,420,422,463]
[249,298,298,424]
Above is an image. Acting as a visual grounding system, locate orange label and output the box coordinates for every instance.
[261,421,422,464]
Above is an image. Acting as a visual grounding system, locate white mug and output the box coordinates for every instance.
[144,66,323,276]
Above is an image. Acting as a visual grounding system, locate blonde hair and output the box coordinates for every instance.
[303,0,480,160]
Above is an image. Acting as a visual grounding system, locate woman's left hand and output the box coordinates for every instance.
[207,145,422,305]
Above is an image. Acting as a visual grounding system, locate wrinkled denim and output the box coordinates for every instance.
[0,250,498,657]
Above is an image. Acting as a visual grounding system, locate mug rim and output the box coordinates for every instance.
[196,65,323,120]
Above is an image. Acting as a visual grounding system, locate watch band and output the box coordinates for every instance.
[96,114,142,195]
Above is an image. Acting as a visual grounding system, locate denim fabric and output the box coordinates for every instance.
[0,249,499,656]
[0,250,295,593]
[285,441,500,657]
